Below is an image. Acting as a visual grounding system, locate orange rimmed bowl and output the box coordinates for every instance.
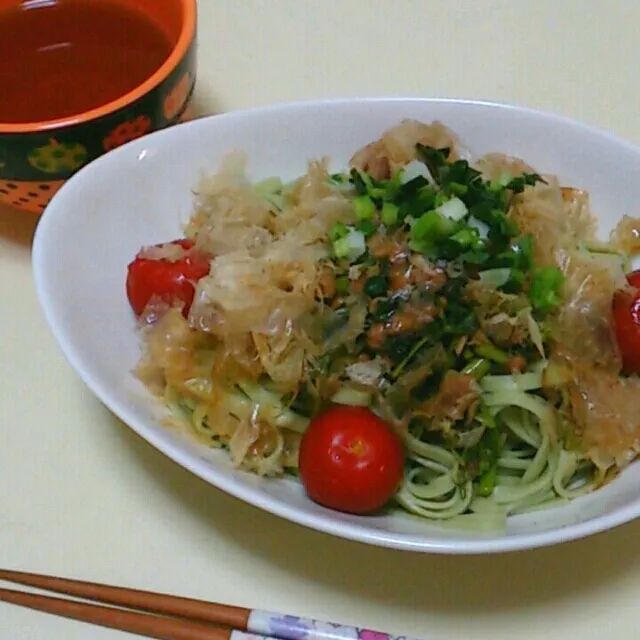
[0,0,197,214]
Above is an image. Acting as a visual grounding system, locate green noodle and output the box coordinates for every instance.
[397,367,599,529]
[164,360,598,530]
[165,362,599,530]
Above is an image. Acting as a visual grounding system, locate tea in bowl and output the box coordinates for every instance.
[0,0,197,214]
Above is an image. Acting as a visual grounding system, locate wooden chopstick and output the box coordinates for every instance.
[0,568,255,640]
[0,569,250,628]
[0,568,423,640]
[0,587,230,640]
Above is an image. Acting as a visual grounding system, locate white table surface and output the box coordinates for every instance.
[2,1,640,638]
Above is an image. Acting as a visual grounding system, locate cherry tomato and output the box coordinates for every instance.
[626,270,640,288]
[612,269,640,375]
[299,405,405,514]
[126,239,211,318]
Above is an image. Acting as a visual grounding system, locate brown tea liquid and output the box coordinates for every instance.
[0,0,173,124]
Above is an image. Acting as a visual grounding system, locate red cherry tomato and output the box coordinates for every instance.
[126,239,211,318]
[299,405,405,515]
[626,270,640,288]
[612,269,640,375]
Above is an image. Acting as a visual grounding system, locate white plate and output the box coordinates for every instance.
[32,98,640,554]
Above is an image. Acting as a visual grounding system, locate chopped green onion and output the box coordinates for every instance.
[411,210,455,242]
[401,160,431,184]
[529,266,565,312]
[333,228,366,261]
[415,144,451,183]
[405,215,418,227]
[408,239,435,256]
[448,227,480,249]
[435,192,449,208]
[498,171,513,186]
[462,358,491,380]
[489,172,513,191]
[460,244,490,265]
[436,196,468,221]
[354,195,376,221]
[463,348,475,361]
[467,217,490,239]
[474,342,509,364]
[350,169,387,198]
[478,268,512,288]
[441,159,482,188]
[475,404,497,430]
[490,236,534,271]
[512,235,534,269]
[502,268,525,293]
[476,466,497,497]
[350,169,369,195]
[505,172,546,194]
[381,201,399,226]
[398,186,437,220]
[356,219,378,236]
[469,203,518,249]
[449,182,468,197]
[329,222,349,243]
[464,426,503,495]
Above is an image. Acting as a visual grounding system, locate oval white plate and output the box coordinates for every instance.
[32,98,640,554]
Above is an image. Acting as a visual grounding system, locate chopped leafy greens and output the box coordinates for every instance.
[529,266,565,312]
[320,142,561,503]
